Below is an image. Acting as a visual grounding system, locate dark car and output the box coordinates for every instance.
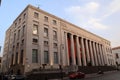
[69,71,85,79]
[10,75,25,80]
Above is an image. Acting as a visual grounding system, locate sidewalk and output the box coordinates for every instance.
[85,70,117,79]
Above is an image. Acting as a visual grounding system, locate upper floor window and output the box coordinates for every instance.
[52,20,57,25]
[19,18,21,24]
[44,16,48,22]
[21,39,24,46]
[53,30,57,40]
[44,41,49,46]
[15,23,17,28]
[53,43,57,48]
[33,38,38,44]
[44,27,48,37]
[22,25,25,37]
[33,24,38,35]
[116,53,119,59]
[17,30,20,40]
[23,13,26,19]
[13,33,16,42]
[34,12,39,19]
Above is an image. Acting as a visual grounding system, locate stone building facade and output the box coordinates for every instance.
[112,46,120,66]
[2,5,115,74]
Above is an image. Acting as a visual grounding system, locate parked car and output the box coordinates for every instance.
[10,75,25,80]
[69,71,85,79]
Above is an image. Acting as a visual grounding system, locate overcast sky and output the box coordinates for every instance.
[0,0,120,56]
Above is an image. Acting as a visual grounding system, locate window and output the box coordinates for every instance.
[33,38,38,43]
[53,43,57,48]
[17,30,20,40]
[53,30,57,40]
[54,52,58,64]
[44,16,48,22]
[116,53,119,59]
[22,25,25,37]
[15,52,18,64]
[13,33,16,42]
[15,23,17,28]
[34,12,39,18]
[23,13,26,19]
[32,49,38,63]
[44,41,48,46]
[52,20,57,25]
[44,51,49,64]
[20,50,24,64]
[21,39,24,46]
[44,28,48,37]
[33,24,38,35]
[16,43,19,51]
[19,18,21,24]
[11,54,14,65]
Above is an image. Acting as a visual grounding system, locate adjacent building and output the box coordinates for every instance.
[112,46,120,66]
[2,5,115,74]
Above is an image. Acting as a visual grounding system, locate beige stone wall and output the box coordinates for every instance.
[2,5,115,74]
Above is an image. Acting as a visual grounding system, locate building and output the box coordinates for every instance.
[112,46,120,66]
[2,5,115,74]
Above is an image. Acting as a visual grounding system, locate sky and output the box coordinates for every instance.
[0,0,120,56]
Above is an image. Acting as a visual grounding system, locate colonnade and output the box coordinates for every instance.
[64,32,108,66]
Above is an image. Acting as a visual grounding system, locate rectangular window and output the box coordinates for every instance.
[44,16,48,22]
[21,39,24,46]
[53,43,57,48]
[44,41,49,46]
[32,49,38,63]
[33,24,38,35]
[17,30,20,40]
[23,13,26,19]
[15,52,18,64]
[11,54,14,65]
[15,23,17,28]
[33,38,38,43]
[52,20,57,25]
[53,30,57,40]
[22,25,25,37]
[16,43,19,51]
[19,18,21,24]
[44,51,49,64]
[14,33,16,42]
[20,50,24,64]
[44,28,48,37]
[54,52,58,64]
[34,12,39,18]
[116,53,119,59]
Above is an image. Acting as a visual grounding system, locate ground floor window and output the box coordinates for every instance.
[44,51,49,64]
[54,52,58,64]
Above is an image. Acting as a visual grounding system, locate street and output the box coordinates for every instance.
[79,71,120,80]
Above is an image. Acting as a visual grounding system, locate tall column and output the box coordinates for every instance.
[102,45,109,65]
[96,43,101,66]
[76,36,82,66]
[99,44,104,66]
[93,42,98,66]
[89,41,95,66]
[65,32,69,65]
[85,39,90,64]
[81,37,87,66]
[70,34,76,65]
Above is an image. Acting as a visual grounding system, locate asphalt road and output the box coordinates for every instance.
[79,71,120,80]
